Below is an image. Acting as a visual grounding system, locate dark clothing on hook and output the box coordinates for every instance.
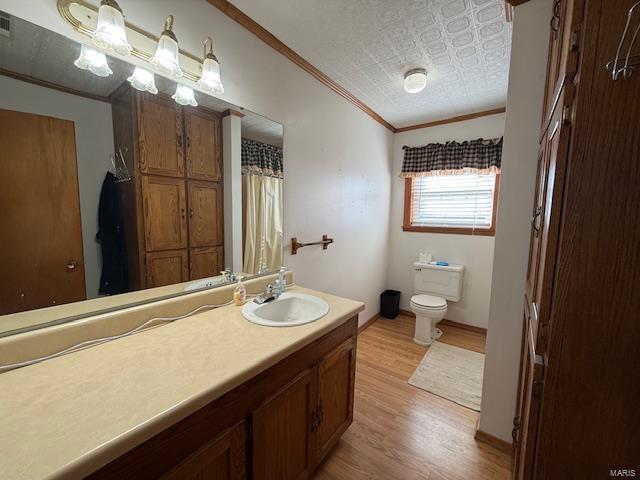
[96,172,128,295]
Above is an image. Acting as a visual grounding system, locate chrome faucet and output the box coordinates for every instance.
[254,283,277,304]
[220,269,236,283]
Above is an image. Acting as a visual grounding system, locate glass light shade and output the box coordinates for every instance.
[93,3,132,56]
[150,34,183,77]
[404,69,427,93]
[197,57,224,94]
[172,84,197,106]
[127,67,158,94]
[74,45,113,77]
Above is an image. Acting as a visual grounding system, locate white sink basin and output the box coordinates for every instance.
[242,292,329,327]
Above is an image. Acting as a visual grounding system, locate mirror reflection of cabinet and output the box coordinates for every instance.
[111,85,224,290]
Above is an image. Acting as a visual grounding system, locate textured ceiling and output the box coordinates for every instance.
[230,0,512,127]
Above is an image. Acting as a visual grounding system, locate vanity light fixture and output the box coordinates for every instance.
[92,0,132,56]
[404,68,427,94]
[197,37,224,94]
[127,67,158,94]
[74,45,113,77]
[172,84,198,106]
[150,15,183,77]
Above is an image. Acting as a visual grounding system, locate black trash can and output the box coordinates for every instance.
[380,290,401,319]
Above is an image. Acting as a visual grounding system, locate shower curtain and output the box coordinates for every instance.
[241,139,284,274]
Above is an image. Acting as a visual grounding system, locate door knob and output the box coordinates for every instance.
[67,260,78,270]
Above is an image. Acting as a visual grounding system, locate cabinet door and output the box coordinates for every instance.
[316,338,356,463]
[190,246,224,281]
[142,176,188,252]
[185,109,222,181]
[513,311,544,480]
[188,181,223,247]
[531,97,572,354]
[252,368,318,480]
[160,422,246,480]
[137,93,185,177]
[145,250,188,288]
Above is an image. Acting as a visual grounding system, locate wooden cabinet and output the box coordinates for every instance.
[185,109,222,181]
[188,181,224,248]
[110,85,224,290]
[87,316,358,480]
[190,247,224,281]
[316,338,356,463]
[160,422,246,480]
[146,250,189,288]
[252,369,318,480]
[515,1,640,478]
[137,93,184,178]
[142,176,188,252]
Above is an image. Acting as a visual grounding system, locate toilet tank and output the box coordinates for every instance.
[413,262,464,302]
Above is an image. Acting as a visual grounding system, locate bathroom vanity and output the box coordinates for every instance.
[0,286,364,480]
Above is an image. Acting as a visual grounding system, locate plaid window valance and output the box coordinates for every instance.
[400,137,503,178]
[241,138,283,178]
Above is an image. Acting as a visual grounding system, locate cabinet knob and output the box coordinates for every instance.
[189,208,194,218]
[66,260,78,270]
[177,134,183,148]
[181,208,186,219]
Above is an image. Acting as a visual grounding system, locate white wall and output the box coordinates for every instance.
[0,75,114,300]
[387,114,505,329]
[479,0,552,442]
[1,0,394,326]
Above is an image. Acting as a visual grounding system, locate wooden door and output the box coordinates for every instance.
[188,181,223,247]
[185,108,222,181]
[142,176,188,252]
[252,368,318,480]
[137,93,185,177]
[190,247,224,281]
[160,422,245,480]
[0,109,86,314]
[316,338,356,464]
[145,250,188,288]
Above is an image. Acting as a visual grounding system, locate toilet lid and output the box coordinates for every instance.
[411,294,447,309]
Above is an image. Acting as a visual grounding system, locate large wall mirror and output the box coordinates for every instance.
[0,13,284,336]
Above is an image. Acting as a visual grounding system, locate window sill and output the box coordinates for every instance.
[402,225,496,237]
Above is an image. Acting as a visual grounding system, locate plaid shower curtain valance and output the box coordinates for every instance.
[241,138,283,178]
[400,137,503,177]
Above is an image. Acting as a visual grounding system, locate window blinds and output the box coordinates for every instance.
[410,174,496,229]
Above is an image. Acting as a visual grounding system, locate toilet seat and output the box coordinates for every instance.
[410,294,447,310]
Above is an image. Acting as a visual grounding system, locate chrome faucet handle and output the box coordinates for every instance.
[265,283,274,293]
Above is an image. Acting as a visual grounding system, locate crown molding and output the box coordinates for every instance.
[395,107,506,133]
[207,0,396,132]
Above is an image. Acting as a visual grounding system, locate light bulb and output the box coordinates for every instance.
[127,67,158,94]
[93,0,132,56]
[197,37,224,94]
[74,45,113,77]
[172,84,197,106]
[150,15,183,77]
[404,68,427,94]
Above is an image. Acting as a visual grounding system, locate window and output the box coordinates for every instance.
[403,173,500,235]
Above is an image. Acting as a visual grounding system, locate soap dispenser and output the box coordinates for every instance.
[233,276,246,306]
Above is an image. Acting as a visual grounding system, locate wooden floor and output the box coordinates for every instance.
[313,314,512,480]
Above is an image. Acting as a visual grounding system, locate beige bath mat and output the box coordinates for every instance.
[408,341,485,411]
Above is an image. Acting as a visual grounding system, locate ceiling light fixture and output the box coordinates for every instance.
[172,84,197,106]
[404,68,427,94]
[93,0,132,56]
[127,67,158,94]
[74,45,113,77]
[150,15,183,77]
[197,37,224,94]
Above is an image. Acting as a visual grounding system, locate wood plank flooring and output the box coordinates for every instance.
[313,314,512,480]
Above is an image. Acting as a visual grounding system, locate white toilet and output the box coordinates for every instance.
[410,262,464,345]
